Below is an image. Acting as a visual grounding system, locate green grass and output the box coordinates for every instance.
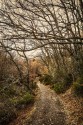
[0,92,34,124]
[15,92,34,109]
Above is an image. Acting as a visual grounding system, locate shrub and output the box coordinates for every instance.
[0,86,16,97]
[54,82,65,94]
[77,77,83,84]
[72,82,83,96]
[16,92,34,109]
[40,74,52,85]
[64,73,73,86]
[0,109,16,125]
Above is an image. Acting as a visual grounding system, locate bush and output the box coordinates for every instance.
[40,74,52,85]
[54,82,65,94]
[77,77,83,84]
[0,86,16,97]
[0,109,16,125]
[72,82,83,96]
[16,92,34,109]
[64,74,73,86]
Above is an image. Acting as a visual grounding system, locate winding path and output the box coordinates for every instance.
[27,82,67,125]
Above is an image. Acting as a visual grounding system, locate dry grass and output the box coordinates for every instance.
[60,88,83,125]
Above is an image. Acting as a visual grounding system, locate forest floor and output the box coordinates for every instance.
[59,88,83,125]
[9,82,83,125]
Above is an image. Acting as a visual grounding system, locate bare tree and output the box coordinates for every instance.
[0,0,83,82]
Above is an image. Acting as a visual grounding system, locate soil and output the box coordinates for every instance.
[26,82,67,125]
[9,82,83,125]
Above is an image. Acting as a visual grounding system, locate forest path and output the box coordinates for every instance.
[26,82,67,125]
[9,82,67,125]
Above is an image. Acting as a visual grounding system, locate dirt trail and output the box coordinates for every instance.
[26,82,67,125]
[9,82,67,125]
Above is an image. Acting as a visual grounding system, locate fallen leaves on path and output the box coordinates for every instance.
[60,89,83,125]
[26,82,66,125]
